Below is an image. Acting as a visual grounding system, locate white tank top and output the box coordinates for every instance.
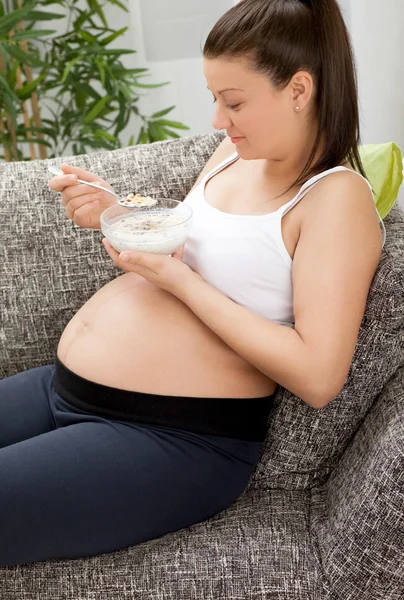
[182,152,387,329]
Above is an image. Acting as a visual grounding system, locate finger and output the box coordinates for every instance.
[62,184,103,207]
[48,174,78,192]
[63,192,100,219]
[172,244,185,261]
[102,238,120,261]
[60,163,101,183]
[118,250,162,274]
[67,198,101,227]
[102,239,151,276]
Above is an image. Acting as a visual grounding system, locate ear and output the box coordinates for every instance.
[289,71,315,112]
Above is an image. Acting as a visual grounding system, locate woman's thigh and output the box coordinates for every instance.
[0,406,263,567]
[0,365,56,448]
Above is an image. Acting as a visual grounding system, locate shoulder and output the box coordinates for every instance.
[189,136,236,193]
[299,168,383,252]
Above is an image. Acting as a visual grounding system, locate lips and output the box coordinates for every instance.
[230,136,244,143]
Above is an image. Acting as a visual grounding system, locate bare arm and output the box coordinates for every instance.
[177,171,383,408]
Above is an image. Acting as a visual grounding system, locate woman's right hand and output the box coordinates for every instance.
[48,163,117,229]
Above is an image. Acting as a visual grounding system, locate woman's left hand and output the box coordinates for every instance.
[102,238,203,298]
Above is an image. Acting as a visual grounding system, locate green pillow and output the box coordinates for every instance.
[359,142,403,220]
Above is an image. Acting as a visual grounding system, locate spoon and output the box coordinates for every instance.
[48,165,119,200]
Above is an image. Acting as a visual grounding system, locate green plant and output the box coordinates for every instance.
[0,0,190,161]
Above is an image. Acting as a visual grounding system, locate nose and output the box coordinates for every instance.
[212,104,233,131]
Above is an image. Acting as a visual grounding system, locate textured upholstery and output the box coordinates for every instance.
[0,132,403,599]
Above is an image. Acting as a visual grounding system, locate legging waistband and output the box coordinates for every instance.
[53,357,277,441]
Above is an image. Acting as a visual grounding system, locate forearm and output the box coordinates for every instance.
[178,278,325,408]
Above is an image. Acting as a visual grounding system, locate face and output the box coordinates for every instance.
[204,57,311,161]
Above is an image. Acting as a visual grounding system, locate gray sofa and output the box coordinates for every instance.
[0,131,403,600]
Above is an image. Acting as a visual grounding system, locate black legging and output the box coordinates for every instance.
[0,360,275,566]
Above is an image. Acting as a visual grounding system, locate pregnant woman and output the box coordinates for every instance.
[0,0,386,566]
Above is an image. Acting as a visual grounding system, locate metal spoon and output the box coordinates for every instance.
[48,165,119,200]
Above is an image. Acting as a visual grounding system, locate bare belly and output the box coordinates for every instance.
[57,272,277,398]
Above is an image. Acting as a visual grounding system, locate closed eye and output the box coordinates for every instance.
[212,98,241,110]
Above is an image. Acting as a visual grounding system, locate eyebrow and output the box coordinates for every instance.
[207,87,244,94]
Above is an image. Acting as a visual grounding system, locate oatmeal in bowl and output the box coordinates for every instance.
[117,193,158,208]
[100,198,193,255]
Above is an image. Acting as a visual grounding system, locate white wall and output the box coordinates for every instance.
[127,0,404,206]
[121,0,234,142]
[343,0,404,208]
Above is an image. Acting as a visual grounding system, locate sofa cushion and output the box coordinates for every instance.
[359,141,403,219]
[312,365,404,600]
[0,487,327,600]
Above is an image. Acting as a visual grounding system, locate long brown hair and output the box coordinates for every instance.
[203,0,368,191]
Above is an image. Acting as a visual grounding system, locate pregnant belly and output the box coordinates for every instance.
[57,273,275,398]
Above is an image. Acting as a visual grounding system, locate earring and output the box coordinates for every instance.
[295,106,300,111]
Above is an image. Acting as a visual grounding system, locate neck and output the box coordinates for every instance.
[261,123,324,186]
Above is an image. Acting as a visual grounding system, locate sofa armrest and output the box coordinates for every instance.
[311,365,404,600]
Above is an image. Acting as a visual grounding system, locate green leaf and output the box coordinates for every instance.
[24,10,66,21]
[0,73,20,102]
[147,121,164,141]
[42,117,58,127]
[77,29,98,43]
[119,83,133,102]
[24,126,58,142]
[7,60,18,91]
[16,72,46,100]
[94,128,116,142]
[83,95,110,123]
[96,107,116,121]
[26,11,65,21]
[10,29,56,41]
[75,91,87,110]
[137,128,151,144]
[128,134,135,146]
[88,0,108,28]
[120,108,131,132]
[95,58,106,88]
[155,119,190,130]
[0,4,35,34]
[101,48,136,56]
[137,126,149,145]
[4,44,46,67]
[75,82,101,101]
[0,85,18,128]
[61,56,83,83]
[131,81,170,89]
[151,105,176,119]
[16,136,53,148]
[0,44,10,69]
[161,128,181,139]
[100,27,128,46]
[77,137,110,149]
[106,0,129,12]
[112,67,149,76]
[73,10,90,31]
[114,106,126,135]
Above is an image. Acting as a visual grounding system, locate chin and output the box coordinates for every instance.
[234,143,259,160]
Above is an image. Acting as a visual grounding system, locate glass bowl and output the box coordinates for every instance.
[100,199,193,255]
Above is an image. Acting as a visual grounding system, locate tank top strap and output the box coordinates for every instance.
[201,151,239,184]
[281,166,387,248]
